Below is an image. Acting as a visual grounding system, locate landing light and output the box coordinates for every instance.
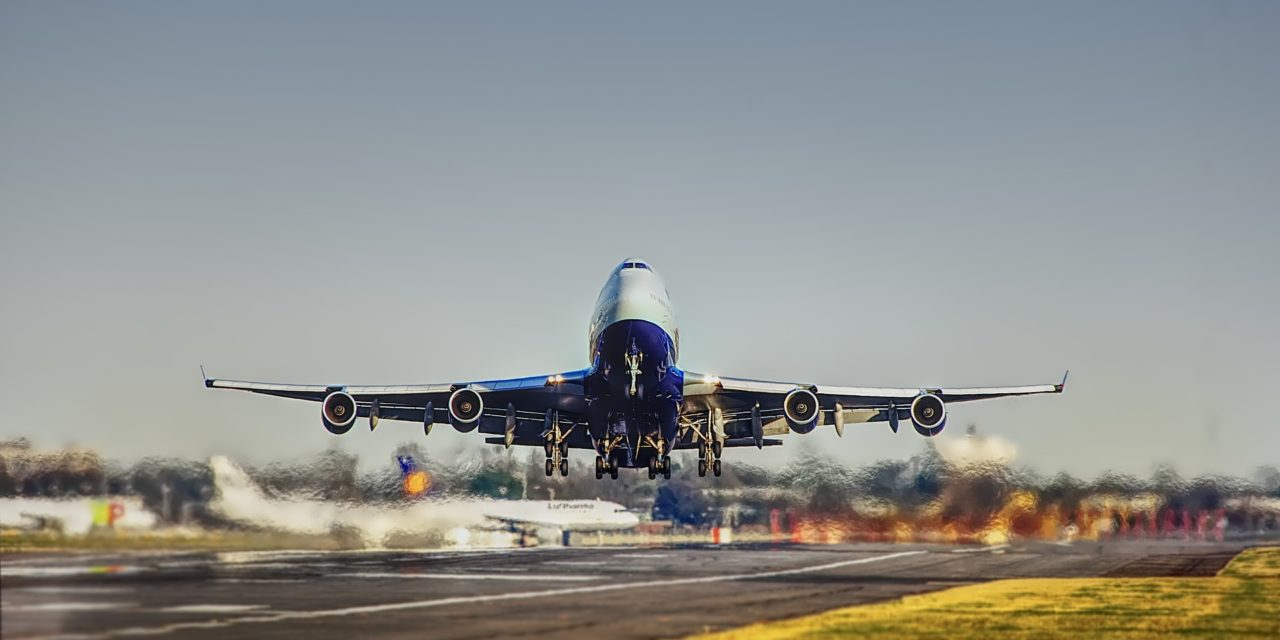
[547,374,566,384]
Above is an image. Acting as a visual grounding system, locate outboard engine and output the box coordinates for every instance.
[448,388,484,433]
[910,393,946,437]
[322,391,357,435]
[783,388,821,434]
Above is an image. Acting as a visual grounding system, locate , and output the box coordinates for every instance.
[206,259,1066,480]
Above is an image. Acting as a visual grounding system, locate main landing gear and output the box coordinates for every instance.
[647,455,671,480]
[698,434,723,478]
[594,435,622,480]
[594,455,619,480]
[545,443,568,477]
[544,410,569,477]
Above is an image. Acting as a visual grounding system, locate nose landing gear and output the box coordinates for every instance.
[624,343,644,398]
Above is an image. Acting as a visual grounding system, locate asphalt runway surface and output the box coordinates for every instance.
[1,540,1253,640]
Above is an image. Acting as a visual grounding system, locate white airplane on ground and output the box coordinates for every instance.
[208,259,1065,480]
[208,456,637,546]
[0,496,157,535]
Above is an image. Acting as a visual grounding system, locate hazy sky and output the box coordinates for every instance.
[2,1,1277,478]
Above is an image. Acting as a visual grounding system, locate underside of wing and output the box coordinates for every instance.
[680,370,1066,440]
[205,369,591,445]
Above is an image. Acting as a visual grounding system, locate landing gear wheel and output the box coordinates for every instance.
[713,459,722,477]
[712,442,723,459]
[662,456,671,480]
[545,458,554,477]
[544,442,554,457]
[595,457,604,480]
[697,459,707,477]
[610,466,619,480]
[559,458,568,477]
[647,458,657,480]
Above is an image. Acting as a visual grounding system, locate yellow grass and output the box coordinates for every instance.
[693,547,1280,639]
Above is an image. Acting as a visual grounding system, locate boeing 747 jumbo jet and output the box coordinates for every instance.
[206,259,1065,480]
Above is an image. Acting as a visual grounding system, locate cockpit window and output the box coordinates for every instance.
[621,262,651,271]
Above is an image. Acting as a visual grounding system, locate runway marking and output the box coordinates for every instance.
[545,561,607,566]
[333,572,599,582]
[159,605,267,614]
[27,550,925,640]
[4,602,134,613]
[215,551,324,564]
[0,565,144,578]
[951,544,1011,554]
[18,587,130,595]
[220,562,310,571]
[1,552,202,567]
[212,579,306,585]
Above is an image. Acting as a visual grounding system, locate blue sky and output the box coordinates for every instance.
[2,1,1277,477]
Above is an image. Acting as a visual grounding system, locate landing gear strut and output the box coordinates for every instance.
[543,410,570,477]
[594,435,623,480]
[696,410,724,478]
[595,455,618,480]
[698,450,723,477]
[647,455,672,480]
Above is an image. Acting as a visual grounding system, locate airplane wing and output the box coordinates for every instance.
[205,369,592,446]
[207,367,1064,448]
[680,370,1067,439]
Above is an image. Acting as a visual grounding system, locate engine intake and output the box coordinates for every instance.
[783,388,820,434]
[449,388,483,432]
[910,393,946,437]
[322,391,357,435]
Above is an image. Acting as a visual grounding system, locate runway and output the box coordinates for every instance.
[0,540,1252,639]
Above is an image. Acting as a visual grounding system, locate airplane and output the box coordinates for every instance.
[0,496,157,535]
[206,258,1065,481]
[208,456,637,546]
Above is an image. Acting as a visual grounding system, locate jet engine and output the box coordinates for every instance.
[910,393,946,437]
[449,388,484,432]
[322,391,357,435]
[783,388,821,434]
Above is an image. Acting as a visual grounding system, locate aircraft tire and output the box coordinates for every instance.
[697,459,707,477]
[545,459,554,477]
[559,458,568,476]
[713,459,722,477]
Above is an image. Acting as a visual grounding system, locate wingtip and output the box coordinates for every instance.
[1055,370,1069,392]
[201,365,213,387]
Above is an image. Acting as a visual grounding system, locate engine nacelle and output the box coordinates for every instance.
[783,388,821,434]
[910,393,947,437]
[448,388,483,433]
[321,391,357,435]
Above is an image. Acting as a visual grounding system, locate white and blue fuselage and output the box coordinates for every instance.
[583,259,684,468]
